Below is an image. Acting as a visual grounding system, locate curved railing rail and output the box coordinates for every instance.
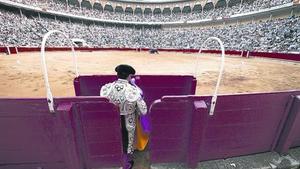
[195,37,225,116]
[40,30,78,113]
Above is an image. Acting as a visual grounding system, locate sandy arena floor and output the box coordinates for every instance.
[0,51,299,97]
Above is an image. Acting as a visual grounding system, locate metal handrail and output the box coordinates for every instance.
[40,30,78,113]
[195,37,225,116]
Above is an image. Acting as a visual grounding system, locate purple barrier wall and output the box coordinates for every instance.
[73,75,197,107]
[18,47,40,52]
[149,90,300,168]
[71,101,123,168]
[1,90,299,168]
[190,91,300,161]
[149,97,209,168]
[291,96,300,148]
[0,98,67,169]
[1,46,299,61]
[0,97,123,169]
[0,47,6,53]
[8,47,17,54]
[275,95,300,154]
[149,97,192,164]
[247,51,300,61]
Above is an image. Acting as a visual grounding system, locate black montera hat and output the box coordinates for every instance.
[115,64,136,75]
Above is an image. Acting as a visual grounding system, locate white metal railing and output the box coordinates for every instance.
[40,30,78,113]
[195,37,225,116]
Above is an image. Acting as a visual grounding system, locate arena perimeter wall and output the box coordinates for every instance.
[0,46,299,61]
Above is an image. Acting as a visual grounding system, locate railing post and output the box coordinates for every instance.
[6,46,11,55]
[195,37,225,116]
[40,30,79,113]
[187,100,208,168]
[15,47,19,54]
[56,103,84,169]
[275,95,300,155]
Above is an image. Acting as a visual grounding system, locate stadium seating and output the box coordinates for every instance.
[0,7,299,53]
[8,0,293,22]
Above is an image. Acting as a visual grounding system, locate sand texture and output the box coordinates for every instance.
[0,51,299,97]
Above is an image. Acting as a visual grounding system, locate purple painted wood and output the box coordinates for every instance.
[72,102,123,168]
[0,98,67,169]
[56,97,123,169]
[73,75,117,96]
[186,101,209,168]
[1,85,299,169]
[149,90,300,168]
[0,97,123,169]
[276,95,300,154]
[190,91,300,161]
[149,97,193,164]
[74,75,197,141]
[73,75,197,106]
[291,96,300,148]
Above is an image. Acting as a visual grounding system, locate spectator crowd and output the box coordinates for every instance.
[9,0,292,22]
[0,8,299,53]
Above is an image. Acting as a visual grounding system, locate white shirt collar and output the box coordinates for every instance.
[117,79,129,83]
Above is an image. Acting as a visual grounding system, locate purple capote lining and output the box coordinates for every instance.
[130,78,151,134]
[123,153,134,169]
[140,115,151,134]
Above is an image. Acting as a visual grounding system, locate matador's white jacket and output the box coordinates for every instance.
[100,79,147,154]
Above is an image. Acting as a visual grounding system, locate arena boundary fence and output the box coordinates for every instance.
[0,89,299,169]
[148,91,300,168]
[0,97,123,169]
[0,46,299,61]
[74,74,300,168]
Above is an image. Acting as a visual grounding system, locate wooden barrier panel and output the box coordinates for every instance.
[0,97,123,169]
[71,101,123,168]
[291,96,300,148]
[0,47,6,53]
[149,97,209,168]
[149,97,193,164]
[191,91,300,162]
[1,92,300,168]
[73,75,197,107]
[149,91,300,168]
[275,95,300,154]
[0,98,67,169]
[8,47,17,54]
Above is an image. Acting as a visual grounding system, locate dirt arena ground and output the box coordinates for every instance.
[0,51,299,97]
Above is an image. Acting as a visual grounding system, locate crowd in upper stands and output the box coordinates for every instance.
[9,0,292,22]
[0,8,299,53]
